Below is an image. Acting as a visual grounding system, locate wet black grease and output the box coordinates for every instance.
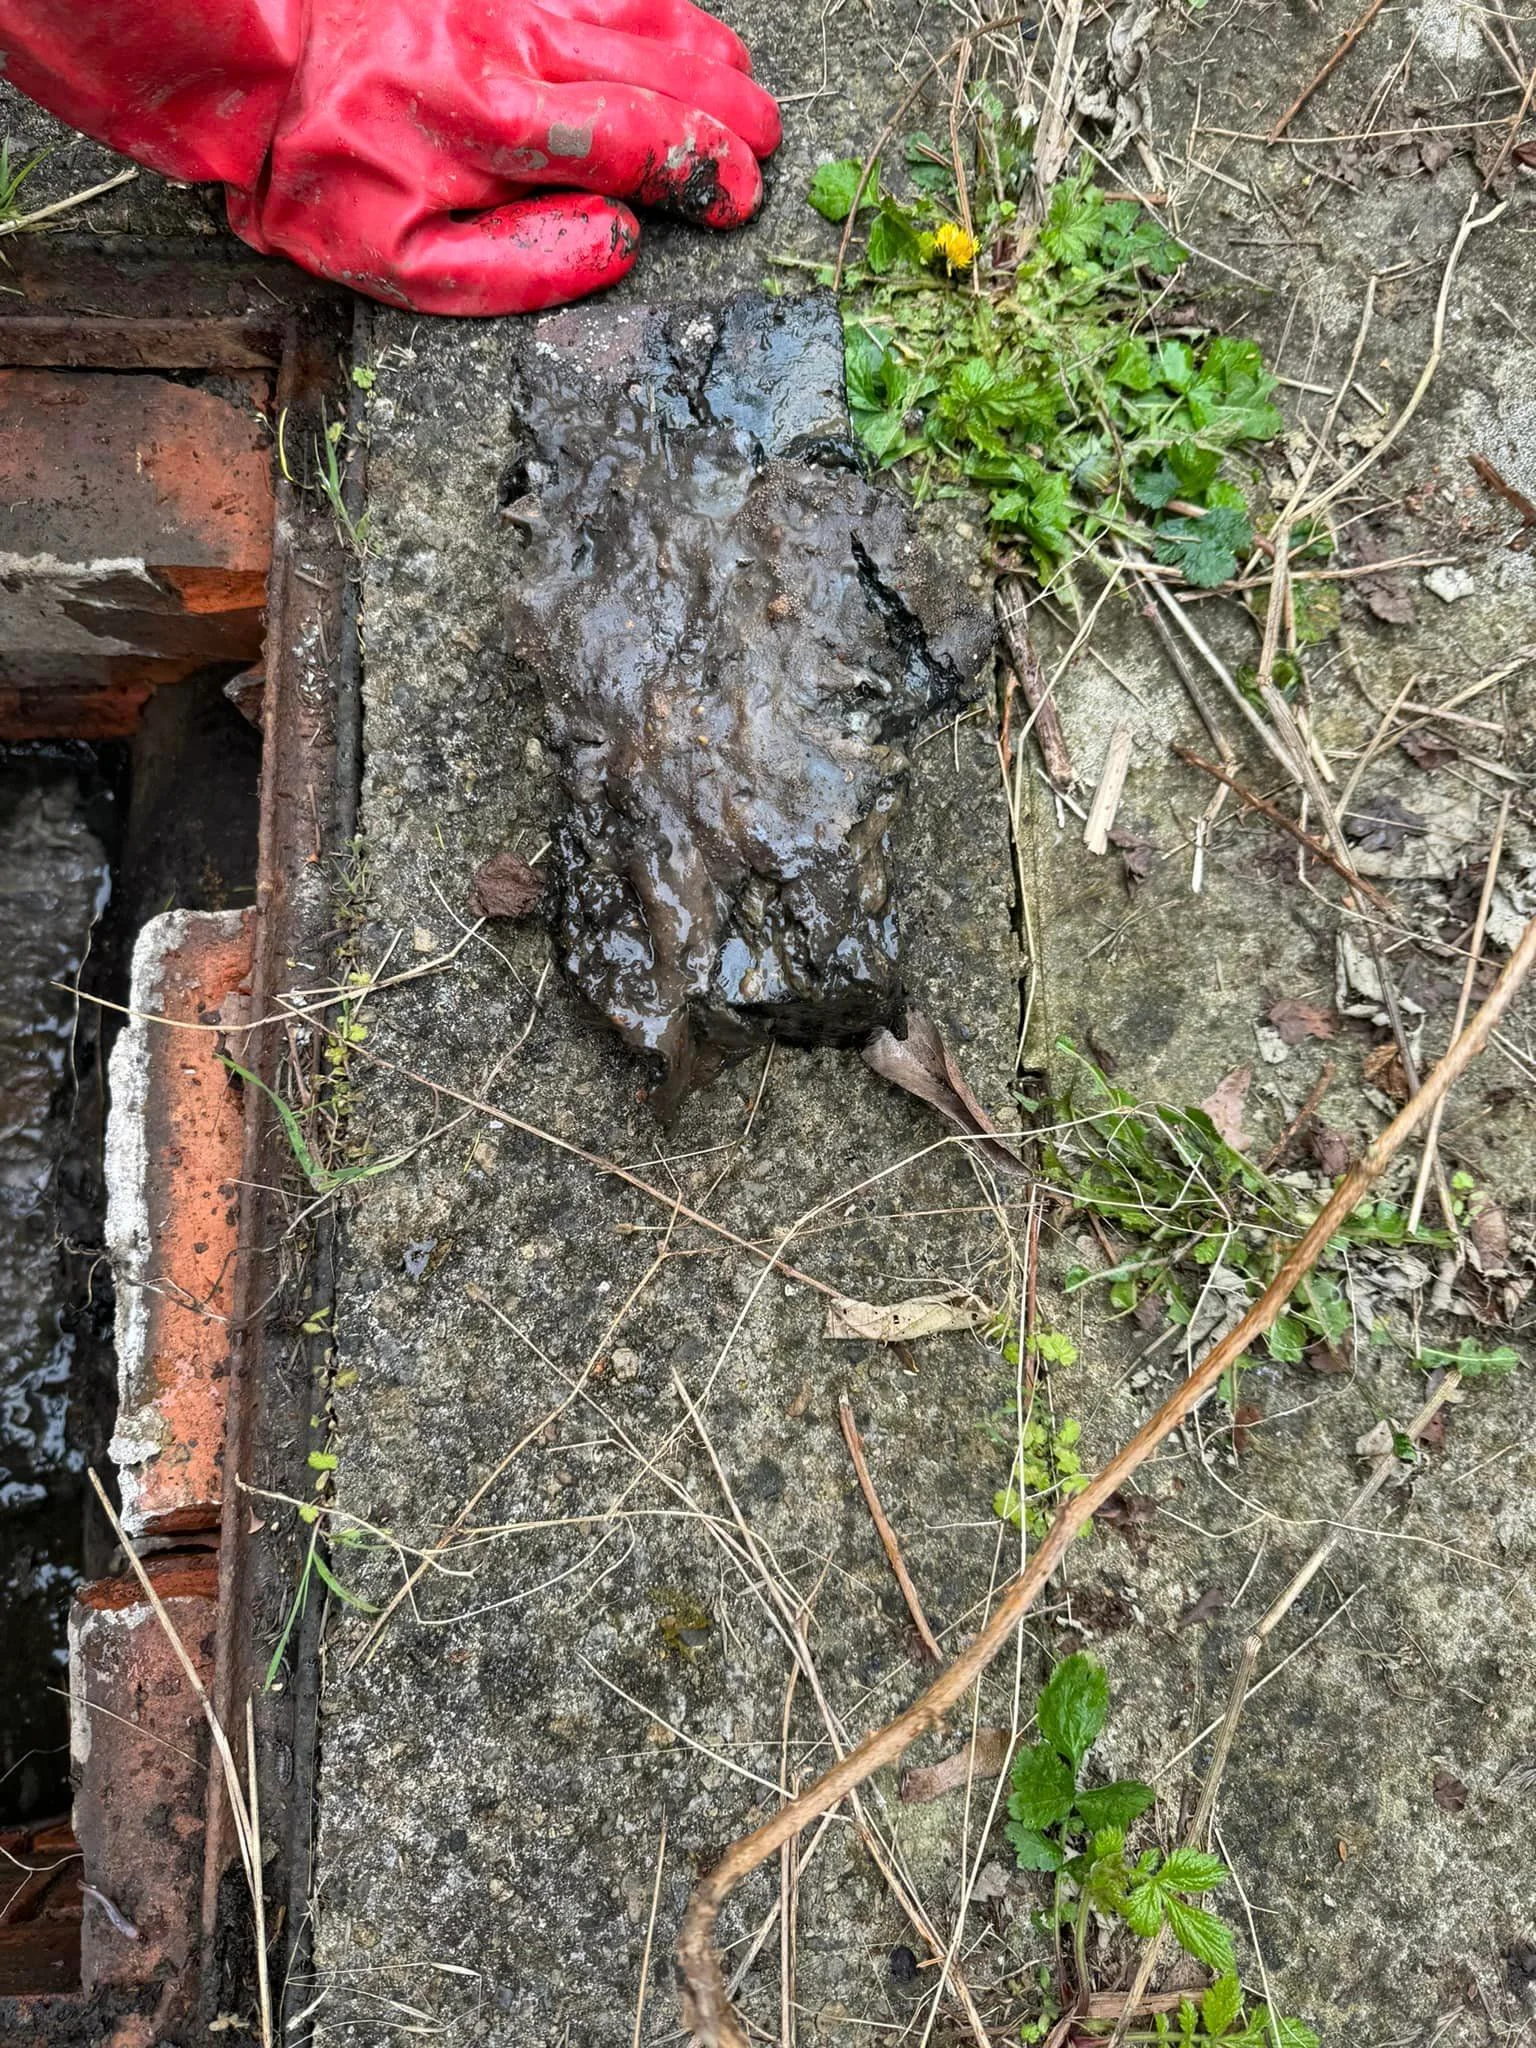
[504,294,993,1106]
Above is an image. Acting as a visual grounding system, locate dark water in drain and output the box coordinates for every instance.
[0,749,117,1823]
[0,679,263,1824]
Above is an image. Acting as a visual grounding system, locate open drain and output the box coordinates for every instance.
[0,365,269,1997]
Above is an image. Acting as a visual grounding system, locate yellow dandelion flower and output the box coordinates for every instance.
[933,221,979,271]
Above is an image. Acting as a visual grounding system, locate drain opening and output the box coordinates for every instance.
[0,363,272,1998]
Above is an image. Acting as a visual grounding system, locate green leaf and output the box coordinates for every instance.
[1273,2017,1320,2048]
[809,157,875,222]
[1267,1314,1307,1365]
[1202,1973,1244,2039]
[1030,1330,1079,1368]
[1005,1821,1065,1871]
[1119,1880,1165,1938]
[1041,177,1103,267]
[1417,1338,1520,1378]
[866,198,928,273]
[904,131,954,195]
[1074,1779,1156,1830]
[1159,1848,1228,1893]
[1108,336,1157,392]
[1154,504,1253,589]
[1163,1896,1236,1973]
[1038,1653,1109,1766]
[311,1551,380,1614]
[1157,340,1196,392]
[1008,1741,1078,1829]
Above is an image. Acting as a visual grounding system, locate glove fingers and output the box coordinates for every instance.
[479,85,765,227]
[406,192,641,313]
[533,0,754,75]
[519,8,780,158]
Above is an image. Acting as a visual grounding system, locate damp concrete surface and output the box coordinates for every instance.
[5,0,1536,2040]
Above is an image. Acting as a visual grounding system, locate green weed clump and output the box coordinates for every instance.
[1009,1654,1318,2047]
[1034,1043,1453,1373]
[802,102,1286,596]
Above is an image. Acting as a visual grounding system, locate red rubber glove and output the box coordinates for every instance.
[0,0,780,314]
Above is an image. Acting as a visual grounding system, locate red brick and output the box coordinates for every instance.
[105,911,254,1537]
[68,1554,218,2000]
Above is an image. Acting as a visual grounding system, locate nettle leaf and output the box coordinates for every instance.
[1008,1741,1077,1830]
[1006,1821,1065,1871]
[809,156,876,222]
[1164,1896,1237,1974]
[1074,1779,1156,1831]
[1202,1973,1245,2040]
[1038,1652,1109,1766]
[1120,1880,1165,1939]
[1042,178,1103,267]
[1273,2017,1321,2048]
[1158,1847,1228,1893]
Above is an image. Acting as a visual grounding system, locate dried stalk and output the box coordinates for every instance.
[1267,0,1388,141]
[1173,749,1393,911]
[997,579,1076,787]
[1406,793,1510,1232]
[678,910,1536,2046]
[839,1397,943,1660]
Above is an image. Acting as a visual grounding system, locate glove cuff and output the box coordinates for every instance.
[0,0,304,188]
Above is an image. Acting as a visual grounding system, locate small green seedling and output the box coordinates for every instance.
[1008,1654,1318,2047]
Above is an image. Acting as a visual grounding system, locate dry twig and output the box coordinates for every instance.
[1267,0,1388,141]
[997,579,1076,787]
[677,910,1536,2046]
[839,1397,943,1661]
[1173,749,1393,911]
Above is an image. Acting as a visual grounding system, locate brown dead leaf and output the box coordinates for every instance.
[784,1379,813,1419]
[863,1011,1027,1177]
[1355,537,1417,625]
[1232,1401,1263,1454]
[1267,997,1336,1046]
[1343,793,1426,855]
[1399,727,1459,771]
[470,850,543,920]
[1177,1583,1229,1628]
[1309,1124,1353,1178]
[1362,1041,1409,1103]
[1306,1337,1353,1375]
[1432,1770,1468,1814]
[1098,1489,1157,1544]
[1469,1202,1510,1270]
[900,1728,1012,1804]
[824,1293,987,1343]
[1515,139,1536,170]
[1419,137,1455,174]
[1108,820,1157,893]
[1200,1065,1252,1151]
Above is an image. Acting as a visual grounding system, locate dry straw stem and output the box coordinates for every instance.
[839,1396,944,1660]
[86,1469,273,2048]
[677,908,1536,2047]
[1406,793,1509,1233]
[0,164,137,236]
[1266,0,1388,141]
[1173,748,1394,912]
[1105,1368,1461,2048]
